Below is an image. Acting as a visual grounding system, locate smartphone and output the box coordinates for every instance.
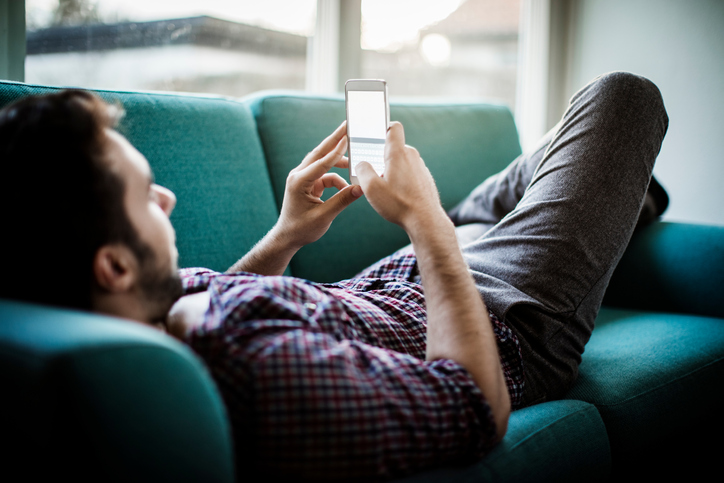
[345,79,389,185]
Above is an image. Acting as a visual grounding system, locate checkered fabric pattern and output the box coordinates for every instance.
[182,246,524,481]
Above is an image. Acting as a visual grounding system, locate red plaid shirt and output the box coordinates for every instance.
[182,246,524,481]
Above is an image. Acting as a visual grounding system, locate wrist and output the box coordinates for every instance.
[403,206,454,242]
[268,222,304,255]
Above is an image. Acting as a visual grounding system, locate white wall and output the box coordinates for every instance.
[565,0,724,226]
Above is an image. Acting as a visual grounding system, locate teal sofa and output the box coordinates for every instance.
[1,81,722,482]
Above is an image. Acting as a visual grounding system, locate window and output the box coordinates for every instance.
[24,0,520,109]
[360,0,520,109]
[25,0,316,96]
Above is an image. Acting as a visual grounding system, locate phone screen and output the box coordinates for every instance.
[347,90,387,177]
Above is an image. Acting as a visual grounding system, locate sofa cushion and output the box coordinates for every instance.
[247,92,521,282]
[567,307,724,475]
[0,299,234,482]
[392,400,610,483]
[0,81,279,273]
[604,221,724,318]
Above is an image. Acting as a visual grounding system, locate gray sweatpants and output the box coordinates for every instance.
[449,72,669,406]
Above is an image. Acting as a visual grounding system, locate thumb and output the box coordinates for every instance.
[322,183,363,218]
[355,161,380,192]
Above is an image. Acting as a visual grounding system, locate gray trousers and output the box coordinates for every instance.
[449,72,669,406]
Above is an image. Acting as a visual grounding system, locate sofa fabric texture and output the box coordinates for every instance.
[1,81,723,481]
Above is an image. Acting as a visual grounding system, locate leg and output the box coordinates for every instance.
[460,72,669,405]
[448,128,556,248]
[448,126,556,227]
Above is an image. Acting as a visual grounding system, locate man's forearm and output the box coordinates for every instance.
[226,225,299,276]
[406,208,511,440]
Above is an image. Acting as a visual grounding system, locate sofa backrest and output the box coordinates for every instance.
[0,81,279,273]
[247,91,522,282]
[603,221,724,318]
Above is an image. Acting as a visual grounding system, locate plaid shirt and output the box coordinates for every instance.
[182,246,524,481]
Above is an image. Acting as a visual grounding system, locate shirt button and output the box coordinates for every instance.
[304,302,317,311]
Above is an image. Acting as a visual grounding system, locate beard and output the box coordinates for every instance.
[135,245,184,326]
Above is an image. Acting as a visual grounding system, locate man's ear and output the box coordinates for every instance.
[93,244,138,293]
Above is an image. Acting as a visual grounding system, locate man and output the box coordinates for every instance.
[0,72,668,480]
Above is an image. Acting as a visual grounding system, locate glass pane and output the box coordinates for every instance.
[361,0,520,109]
[25,0,316,96]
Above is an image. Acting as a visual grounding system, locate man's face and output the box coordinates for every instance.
[104,129,183,323]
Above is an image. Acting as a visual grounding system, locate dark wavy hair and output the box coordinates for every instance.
[0,90,150,310]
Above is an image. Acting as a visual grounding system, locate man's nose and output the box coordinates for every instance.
[153,184,177,217]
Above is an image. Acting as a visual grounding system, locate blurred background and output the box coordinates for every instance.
[1,0,723,226]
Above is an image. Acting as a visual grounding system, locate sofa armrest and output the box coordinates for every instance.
[0,299,235,482]
[603,221,724,318]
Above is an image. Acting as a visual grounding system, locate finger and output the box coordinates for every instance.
[335,156,349,169]
[313,173,348,197]
[299,121,347,169]
[305,135,348,179]
[405,144,420,157]
[385,121,406,151]
[355,161,383,193]
[320,184,363,220]
[383,122,408,167]
[319,173,349,191]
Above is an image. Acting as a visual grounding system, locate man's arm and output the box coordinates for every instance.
[355,122,511,440]
[227,122,362,275]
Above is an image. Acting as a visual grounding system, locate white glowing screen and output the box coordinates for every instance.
[347,90,387,176]
[347,91,386,140]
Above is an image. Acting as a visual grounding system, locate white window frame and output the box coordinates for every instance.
[515,0,574,151]
[306,0,361,94]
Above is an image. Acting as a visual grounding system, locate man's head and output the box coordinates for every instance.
[0,90,183,326]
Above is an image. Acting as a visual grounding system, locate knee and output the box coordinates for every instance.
[587,71,669,129]
[592,71,661,100]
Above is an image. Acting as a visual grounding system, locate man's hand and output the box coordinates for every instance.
[355,122,446,232]
[227,121,361,276]
[276,121,362,249]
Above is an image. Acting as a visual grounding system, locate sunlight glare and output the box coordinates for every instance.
[361,0,465,52]
[420,33,451,66]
